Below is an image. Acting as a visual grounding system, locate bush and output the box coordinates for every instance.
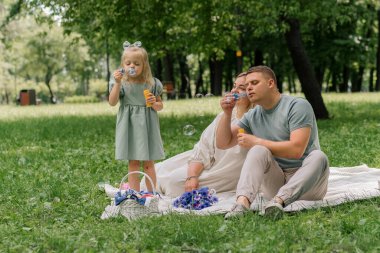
[64,95,100,103]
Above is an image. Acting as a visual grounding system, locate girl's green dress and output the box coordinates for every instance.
[109,78,165,161]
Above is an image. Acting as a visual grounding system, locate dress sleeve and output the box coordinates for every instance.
[109,76,125,97]
[152,78,163,97]
[187,112,224,169]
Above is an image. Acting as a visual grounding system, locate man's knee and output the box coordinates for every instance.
[309,150,329,171]
[248,145,271,157]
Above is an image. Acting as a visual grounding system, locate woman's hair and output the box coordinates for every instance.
[247,65,277,85]
[121,46,154,87]
[236,72,247,78]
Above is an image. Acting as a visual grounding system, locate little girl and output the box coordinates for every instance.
[108,41,165,192]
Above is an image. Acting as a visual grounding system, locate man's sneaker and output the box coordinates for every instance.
[224,203,249,220]
[264,199,284,220]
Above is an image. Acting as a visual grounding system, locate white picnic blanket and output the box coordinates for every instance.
[101,165,380,219]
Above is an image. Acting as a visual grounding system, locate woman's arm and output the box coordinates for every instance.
[183,112,224,192]
[184,162,204,192]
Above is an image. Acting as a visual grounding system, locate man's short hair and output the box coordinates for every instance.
[247,66,277,85]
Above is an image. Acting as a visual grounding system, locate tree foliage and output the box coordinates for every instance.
[1,0,379,114]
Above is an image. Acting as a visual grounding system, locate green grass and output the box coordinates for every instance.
[0,93,380,252]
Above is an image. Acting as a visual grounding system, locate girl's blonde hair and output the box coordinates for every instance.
[121,46,154,87]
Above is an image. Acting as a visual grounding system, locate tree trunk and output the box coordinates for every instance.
[277,74,283,93]
[314,66,325,90]
[195,60,204,95]
[155,58,163,81]
[369,67,375,92]
[163,53,175,99]
[350,69,358,92]
[331,68,338,92]
[45,71,56,104]
[340,66,349,92]
[106,38,110,98]
[5,91,9,104]
[357,66,364,91]
[351,66,364,92]
[376,9,380,91]
[236,38,243,73]
[225,62,233,93]
[248,51,254,67]
[225,50,234,92]
[237,54,243,74]
[254,49,264,66]
[284,18,329,119]
[208,57,223,96]
[209,58,215,95]
[324,70,331,92]
[287,74,295,93]
[271,56,283,93]
[178,54,190,99]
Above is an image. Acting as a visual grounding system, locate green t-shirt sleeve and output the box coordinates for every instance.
[289,98,314,131]
[237,112,253,134]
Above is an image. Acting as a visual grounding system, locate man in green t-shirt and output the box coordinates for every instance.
[216,65,329,219]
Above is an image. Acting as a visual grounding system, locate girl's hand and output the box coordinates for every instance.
[145,92,156,104]
[185,177,199,192]
[113,69,123,84]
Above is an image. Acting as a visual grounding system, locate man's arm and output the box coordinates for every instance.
[238,127,311,159]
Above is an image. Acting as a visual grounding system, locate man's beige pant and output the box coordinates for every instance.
[236,145,329,206]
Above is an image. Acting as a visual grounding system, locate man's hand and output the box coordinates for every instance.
[237,132,261,149]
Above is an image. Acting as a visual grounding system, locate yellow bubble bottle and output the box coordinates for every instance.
[238,128,245,134]
[143,89,152,107]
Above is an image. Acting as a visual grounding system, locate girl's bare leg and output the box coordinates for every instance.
[143,160,156,192]
[128,160,140,191]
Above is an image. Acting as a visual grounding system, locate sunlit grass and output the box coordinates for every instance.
[0,92,379,252]
[1,92,379,121]
[0,97,222,121]
[322,92,380,103]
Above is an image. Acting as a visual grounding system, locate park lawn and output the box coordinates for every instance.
[0,93,379,252]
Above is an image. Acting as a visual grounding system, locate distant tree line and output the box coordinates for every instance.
[2,0,380,119]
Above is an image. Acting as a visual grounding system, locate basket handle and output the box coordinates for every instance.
[119,171,156,195]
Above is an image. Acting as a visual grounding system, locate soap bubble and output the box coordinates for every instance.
[18,157,26,166]
[205,93,214,98]
[195,93,203,99]
[183,125,195,136]
[128,67,136,76]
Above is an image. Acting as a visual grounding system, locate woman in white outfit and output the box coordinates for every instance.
[153,72,254,197]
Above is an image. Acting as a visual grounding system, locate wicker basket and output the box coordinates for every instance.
[118,171,160,220]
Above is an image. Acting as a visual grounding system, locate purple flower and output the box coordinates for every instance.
[172,187,218,210]
[193,195,201,201]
